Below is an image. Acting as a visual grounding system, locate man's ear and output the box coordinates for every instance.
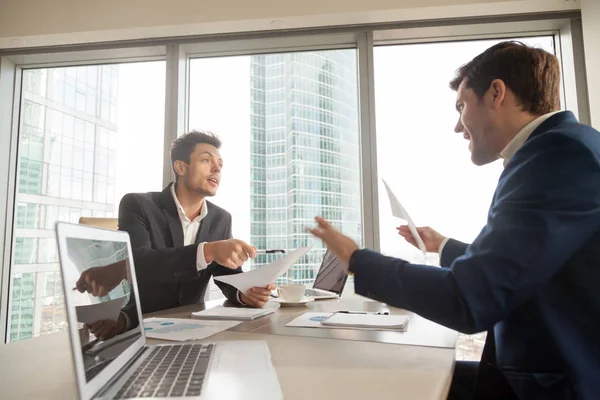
[489,79,507,108]
[173,160,186,178]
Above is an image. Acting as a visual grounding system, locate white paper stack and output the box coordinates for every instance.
[191,305,277,321]
[321,312,409,331]
[285,312,410,332]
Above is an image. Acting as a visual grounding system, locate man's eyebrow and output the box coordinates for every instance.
[197,151,223,163]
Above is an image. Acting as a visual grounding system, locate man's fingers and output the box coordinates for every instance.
[76,276,87,293]
[97,286,108,297]
[238,250,249,262]
[240,242,257,259]
[89,321,103,331]
[266,283,276,291]
[230,253,244,267]
[224,259,239,269]
[95,324,109,339]
[250,287,271,296]
[308,228,325,239]
[315,216,332,230]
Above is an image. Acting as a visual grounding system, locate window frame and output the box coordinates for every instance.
[0,13,588,342]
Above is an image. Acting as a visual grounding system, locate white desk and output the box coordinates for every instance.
[0,294,457,399]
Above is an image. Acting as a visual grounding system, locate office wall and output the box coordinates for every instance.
[582,0,600,127]
[0,0,580,49]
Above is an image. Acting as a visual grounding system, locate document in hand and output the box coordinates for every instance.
[75,296,129,325]
[213,246,313,293]
[321,312,409,331]
[381,178,427,256]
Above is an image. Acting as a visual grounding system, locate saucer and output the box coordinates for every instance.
[276,297,315,307]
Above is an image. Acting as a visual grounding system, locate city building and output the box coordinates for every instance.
[248,51,362,282]
[9,65,119,341]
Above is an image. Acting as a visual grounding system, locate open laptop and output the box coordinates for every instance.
[272,250,348,300]
[56,222,282,400]
[303,250,349,299]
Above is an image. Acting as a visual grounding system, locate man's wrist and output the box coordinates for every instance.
[203,242,214,264]
[347,248,361,275]
[237,291,247,305]
[437,237,450,255]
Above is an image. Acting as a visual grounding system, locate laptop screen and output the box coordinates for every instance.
[59,230,144,388]
[312,250,349,295]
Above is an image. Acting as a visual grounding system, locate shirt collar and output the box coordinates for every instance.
[500,111,563,166]
[170,183,208,223]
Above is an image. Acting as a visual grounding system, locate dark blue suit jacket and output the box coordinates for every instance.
[351,112,600,400]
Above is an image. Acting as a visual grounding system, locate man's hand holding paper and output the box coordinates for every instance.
[213,246,313,294]
[396,225,447,253]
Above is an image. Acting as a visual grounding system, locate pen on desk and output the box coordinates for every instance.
[256,249,286,254]
[338,311,389,315]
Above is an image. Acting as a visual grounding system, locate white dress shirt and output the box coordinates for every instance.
[438,111,563,257]
[170,184,209,271]
[170,184,244,304]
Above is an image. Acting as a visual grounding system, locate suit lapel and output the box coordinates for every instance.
[160,184,184,247]
[195,202,212,244]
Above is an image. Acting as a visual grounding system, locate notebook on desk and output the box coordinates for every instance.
[321,312,410,331]
[191,305,277,321]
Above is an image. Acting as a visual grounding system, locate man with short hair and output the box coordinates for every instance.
[310,42,600,399]
[87,130,274,339]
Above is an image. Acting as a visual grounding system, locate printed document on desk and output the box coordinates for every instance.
[382,178,427,255]
[286,312,409,332]
[214,246,313,293]
[142,317,241,341]
[322,312,409,331]
[191,304,278,321]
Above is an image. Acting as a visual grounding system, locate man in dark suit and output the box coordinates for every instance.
[309,41,600,400]
[87,130,274,338]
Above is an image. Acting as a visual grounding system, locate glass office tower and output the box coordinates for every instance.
[9,65,119,340]
[249,51,362,283]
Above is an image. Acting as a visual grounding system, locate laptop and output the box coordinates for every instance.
[56,222,282,400]
[272,250,348,300]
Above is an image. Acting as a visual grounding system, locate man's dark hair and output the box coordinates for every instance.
[450,41,560,115]
[171,130,221,179]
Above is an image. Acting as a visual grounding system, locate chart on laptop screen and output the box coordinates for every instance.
[63,236,143,382]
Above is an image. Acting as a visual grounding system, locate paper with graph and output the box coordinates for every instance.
[382,178,427,255]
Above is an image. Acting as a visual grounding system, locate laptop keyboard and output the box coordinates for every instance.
[114,343,214,398]
[305,289,323,297]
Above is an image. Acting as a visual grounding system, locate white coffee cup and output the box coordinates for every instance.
[277,284,305,302]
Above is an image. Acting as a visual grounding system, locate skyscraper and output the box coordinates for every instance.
[249,50,362,282]
[9,65,120,341]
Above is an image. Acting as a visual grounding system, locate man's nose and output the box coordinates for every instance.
[455,119,464,133]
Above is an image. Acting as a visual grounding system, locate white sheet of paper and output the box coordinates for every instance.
[142,317,241,342]
[382,178,427,255]
[214,246,313,293]
[75,296,128,324]
[191,304,278,320]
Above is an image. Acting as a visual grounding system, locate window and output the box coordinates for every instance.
[189,50,362,300]
[8,61,165,341]
[374,36,556,361]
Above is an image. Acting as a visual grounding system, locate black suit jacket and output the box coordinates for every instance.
[119,183,242,327]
